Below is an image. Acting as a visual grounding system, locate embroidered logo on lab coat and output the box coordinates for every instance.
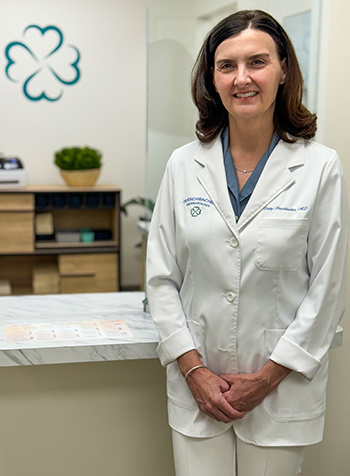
[190,206,202,217]
[183,197,213,207]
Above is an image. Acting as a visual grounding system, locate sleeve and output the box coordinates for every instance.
[146,157,196,366]
[270,152,349,380]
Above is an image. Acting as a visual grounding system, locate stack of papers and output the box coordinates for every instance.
[35,213,54,235]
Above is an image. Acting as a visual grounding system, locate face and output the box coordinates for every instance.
[213,28,287,126]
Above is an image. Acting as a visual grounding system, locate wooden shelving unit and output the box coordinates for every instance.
[0,185,121,295]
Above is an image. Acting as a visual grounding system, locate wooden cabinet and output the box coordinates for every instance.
[59,253,118,293]
[0,193,34,253]
[0,185,121,295]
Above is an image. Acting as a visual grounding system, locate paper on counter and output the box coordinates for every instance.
[6,319,133,342]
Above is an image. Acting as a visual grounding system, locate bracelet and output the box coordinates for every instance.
[184,365,207,381]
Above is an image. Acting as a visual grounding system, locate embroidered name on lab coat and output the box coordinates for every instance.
[263,206,309,212]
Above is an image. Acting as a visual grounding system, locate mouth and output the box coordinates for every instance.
[234,91,258,98]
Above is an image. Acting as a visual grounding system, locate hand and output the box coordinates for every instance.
[177,350,246,423]
[221,361,292,412]
[220,372,270,412]
[186,366,247,423]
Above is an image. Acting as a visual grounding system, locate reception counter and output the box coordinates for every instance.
[0,292,158,367]
[0,291,342,367]
[0,292,175,476]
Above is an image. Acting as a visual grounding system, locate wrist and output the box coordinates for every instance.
[177,350,203,378]
[258,360,292,393]
[184,365,207,381]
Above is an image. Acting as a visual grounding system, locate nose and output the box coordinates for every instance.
[233,65,251,87]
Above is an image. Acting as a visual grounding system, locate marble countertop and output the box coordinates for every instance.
[0,291,342,368]
[0,292,159,367]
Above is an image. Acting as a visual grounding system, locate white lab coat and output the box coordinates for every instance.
[146,136,348,446]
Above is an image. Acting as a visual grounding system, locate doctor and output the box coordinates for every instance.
[147,10,348,476]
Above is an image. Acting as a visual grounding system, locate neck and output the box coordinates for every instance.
[228,117,275,157]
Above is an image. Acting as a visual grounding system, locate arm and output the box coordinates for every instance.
[270,153,348,380]
[147,158,196,366]
[147,158,245,423]
[223,152,348,411]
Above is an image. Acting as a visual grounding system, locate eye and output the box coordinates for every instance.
[251,59,265,66]
[217,63,235,72]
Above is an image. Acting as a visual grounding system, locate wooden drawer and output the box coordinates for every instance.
[59,253,118,293]
[0,212,34,253]
[0,194,34,211]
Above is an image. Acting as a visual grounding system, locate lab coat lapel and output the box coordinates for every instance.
[238,140,305,230]
[195,138,239,236]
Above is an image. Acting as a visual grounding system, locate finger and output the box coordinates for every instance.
[219,373,238,383]
[206,405,246,423]
[217,395,246,420]
[199,402,237,423]
[219,379,231,392]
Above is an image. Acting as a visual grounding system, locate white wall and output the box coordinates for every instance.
[302,0,350,474]
[0,0,147,288]
[146,0,197,202]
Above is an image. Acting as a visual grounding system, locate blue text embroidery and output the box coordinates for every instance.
[183,196,213,208]
[263,206,309,212]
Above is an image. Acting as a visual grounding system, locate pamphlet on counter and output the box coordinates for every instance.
[6,319,133,343]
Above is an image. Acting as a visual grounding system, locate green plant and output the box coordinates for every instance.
[121,197,155,248]
[121,197,155,219]
[54,146,102,170]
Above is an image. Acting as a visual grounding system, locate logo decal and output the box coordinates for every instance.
[5,25,81,102]
[190,206,202,217]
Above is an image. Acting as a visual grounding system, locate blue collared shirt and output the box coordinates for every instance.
[221,127,280,221]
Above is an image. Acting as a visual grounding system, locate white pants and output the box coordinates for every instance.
[172,429,306,476]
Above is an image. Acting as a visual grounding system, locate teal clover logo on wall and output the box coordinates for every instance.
[5,25,81,102]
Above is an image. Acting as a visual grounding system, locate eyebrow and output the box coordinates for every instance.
[215,53,271,65]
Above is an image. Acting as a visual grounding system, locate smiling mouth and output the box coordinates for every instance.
[234,91,258,98]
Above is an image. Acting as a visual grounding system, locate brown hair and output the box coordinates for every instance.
[191,10,317,143]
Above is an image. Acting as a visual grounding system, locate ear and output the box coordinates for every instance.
[280,58,287,85]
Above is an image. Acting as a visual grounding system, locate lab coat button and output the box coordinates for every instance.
[229,237,239,248]
[225,292,235,303]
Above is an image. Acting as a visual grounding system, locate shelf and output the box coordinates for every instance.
[0,186,121,293]
[35,241,118,249]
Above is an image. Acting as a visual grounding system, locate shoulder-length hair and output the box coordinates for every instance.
[192,9,317,143]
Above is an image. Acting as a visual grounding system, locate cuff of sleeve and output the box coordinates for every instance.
[270,336,321,381]
[156,327,196,366]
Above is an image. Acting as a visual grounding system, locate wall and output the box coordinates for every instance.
[0,0,147,288]
[302,0,350,474]
[0,359,175,476]
[146,0,197,202]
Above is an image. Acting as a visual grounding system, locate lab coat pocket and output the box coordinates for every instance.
[255,217,309,271]
[263,329,327,421]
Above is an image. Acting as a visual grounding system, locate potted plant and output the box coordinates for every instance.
[54,146,102,187]
[121,196,155,220]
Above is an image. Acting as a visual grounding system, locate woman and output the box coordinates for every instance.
[147,10,348,476]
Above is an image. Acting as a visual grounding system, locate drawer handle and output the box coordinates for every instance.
[60,271,96,277]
